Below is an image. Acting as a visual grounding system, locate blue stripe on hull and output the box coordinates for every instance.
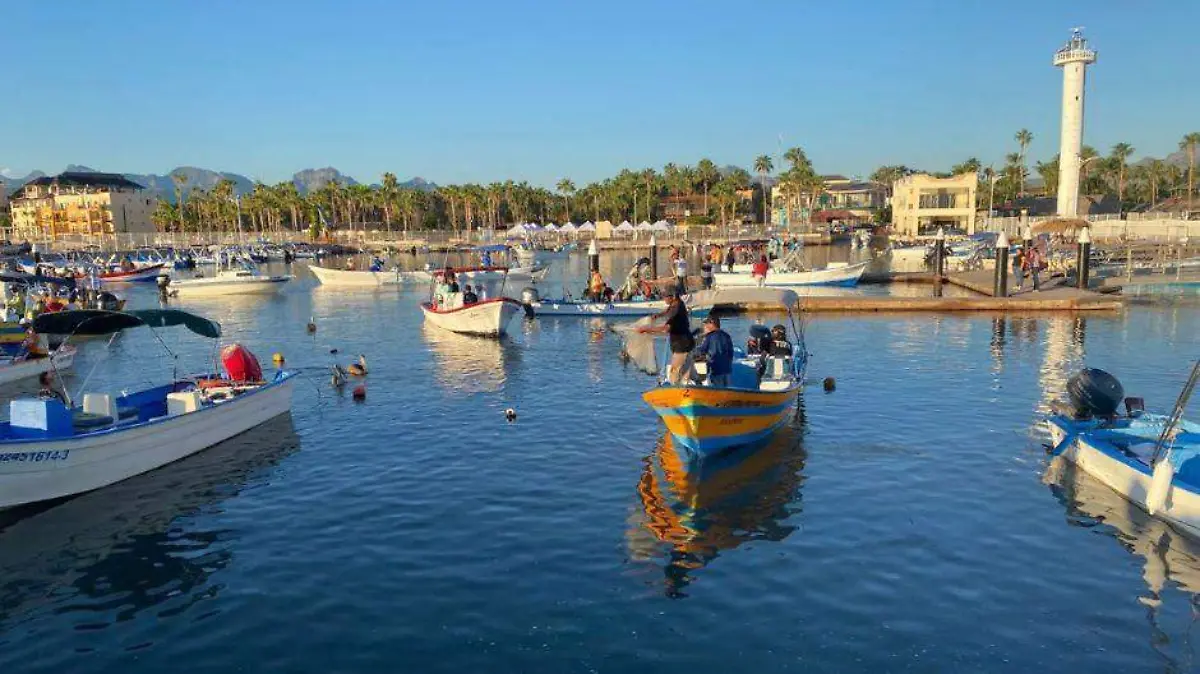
[653,400,794,419]
[669,420,789,457]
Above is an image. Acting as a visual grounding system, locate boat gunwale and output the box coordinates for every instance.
[419,297,524,315]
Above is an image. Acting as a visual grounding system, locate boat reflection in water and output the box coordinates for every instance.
[628,415,808,598]
[0,416,301,632]
[1044,455,1200,666]
[421,322,519,393]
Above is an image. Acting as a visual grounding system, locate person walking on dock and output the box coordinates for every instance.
[1012,245,1025,291]
[1026,245,1043,292]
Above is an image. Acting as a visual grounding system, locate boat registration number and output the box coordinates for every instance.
[0,450,71,463]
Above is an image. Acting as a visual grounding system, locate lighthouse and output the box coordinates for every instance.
[1054,28,1097,217]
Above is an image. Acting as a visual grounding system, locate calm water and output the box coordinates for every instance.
[1,250,1199,673]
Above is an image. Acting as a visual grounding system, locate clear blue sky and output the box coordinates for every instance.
[3,0,1197,186]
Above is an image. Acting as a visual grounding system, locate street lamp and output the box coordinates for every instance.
[987,170,1005,228]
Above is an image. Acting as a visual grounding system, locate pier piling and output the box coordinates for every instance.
[1076,226,1091,289]
[649,234,658,280]
[588,240,599,273]
[994,231,1009,297]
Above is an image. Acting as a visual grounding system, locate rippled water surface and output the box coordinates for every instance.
[1,249,1199,673]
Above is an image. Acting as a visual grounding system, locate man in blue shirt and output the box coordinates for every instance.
[693,315,734,387]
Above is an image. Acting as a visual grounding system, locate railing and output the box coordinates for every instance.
[977,215,1199,242]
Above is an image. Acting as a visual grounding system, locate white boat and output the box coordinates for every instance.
[528,295,712,318]
[714,260,868,287]
[308,265,428,287]
[168,268,291,297]
[0,309,295,510]
[0,344,76,386]
[1047,366,1200,538]
[420,297,524,336]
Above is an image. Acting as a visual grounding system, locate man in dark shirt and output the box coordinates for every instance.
[461,284,479,305]
[640,290,694,384]
[693,315,734,387]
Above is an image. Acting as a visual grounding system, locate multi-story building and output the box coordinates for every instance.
[890,173,977,236]
[772,175,887,226]
[9,171,154,241]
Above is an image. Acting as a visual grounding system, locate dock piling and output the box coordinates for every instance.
[1076,226,1091,289]
[588,239,599,273]
[933,227,946,282]
[994,231,1009,297]
[649,234,658,280]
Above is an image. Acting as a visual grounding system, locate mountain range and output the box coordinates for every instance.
[0,165,436,202]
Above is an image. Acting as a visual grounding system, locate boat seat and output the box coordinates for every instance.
[83,393,117,421]
[72,410,113,431]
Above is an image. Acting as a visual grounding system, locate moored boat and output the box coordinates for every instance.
[714,260,867,287]
[1046,365,1200,539]
[0,323,75,386]
[308,264,427,287]
[166,267,291,297]
[0,309,296,510]
[86,263,166,284]
[420,297,524,336]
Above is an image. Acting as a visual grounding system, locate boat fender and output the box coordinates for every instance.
[1147,458,1175,515]
[272,352,285,366]
[823,377,836,393]
[352,385,366,402]
[505,408,517,422]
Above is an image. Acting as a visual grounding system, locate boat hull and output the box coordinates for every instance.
[0,374,295,509]
[420,298,523,336]
[0,346,76,386]
[308,265,427,286]
[714,261,867,287]
[643,384,801,457]
[91,264,167,284]
[170,277,290,297]
[530,299,711,317]
[1047,415,1200,538]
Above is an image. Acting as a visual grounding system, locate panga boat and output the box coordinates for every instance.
[420,297,523,336]
[528,298,711,317]
[85,263,167,284]
[1046,365,1200,538]
[0,309,295,510]
[0,323,76,386]
[715,260,867,287]
[642,288,808,457]
[308,265,429,287]
[166,266,291,297]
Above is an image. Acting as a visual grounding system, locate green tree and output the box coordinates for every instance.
[170,172,188,232]
[1035,157,1059,197]
[380,172,400,232]
[695,158,719,215]
[1015,129,1033,195]
[951,157,982,177]
[556,178,575,223]
[1109,143,1135,204]
[1181,132,1200,210]
[754,155,773,225]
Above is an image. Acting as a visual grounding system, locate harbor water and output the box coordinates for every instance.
[1,250,1199,673]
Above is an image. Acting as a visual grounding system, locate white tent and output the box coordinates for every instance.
[506,223,525,236]
[651,220,671,232]
[543,223,558,232]
[559,222,578,233]
[579,221,596,232]
[615,221,635,232]
[635,221,654,231]
[522,222,543,232]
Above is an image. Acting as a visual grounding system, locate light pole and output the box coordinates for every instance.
[987,170,1004,230]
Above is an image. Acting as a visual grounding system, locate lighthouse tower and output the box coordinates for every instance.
[1054,28,1097,217]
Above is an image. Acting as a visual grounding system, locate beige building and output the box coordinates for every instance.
[9,171,154,241]
[890,173,976,236]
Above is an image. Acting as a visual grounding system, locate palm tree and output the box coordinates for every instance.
[556,178,575,223]
[1015,129,1033,195]
[380,172,400,232]
[170,172,188,232]
[754,155,773,225]
[1109,143,1135,205]
[1035,158,1059,197]
[1181,132,1200,211]
[696,158,719,215]
[783,147,811,172]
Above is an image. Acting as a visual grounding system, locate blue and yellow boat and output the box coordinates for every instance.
[643,294,807,457]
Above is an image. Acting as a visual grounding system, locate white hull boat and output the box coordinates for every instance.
[308,265,429,287]
[169,270,291,297]
[714,261,868,287]
[420,298,523,336]
[0,346,76,386]
[528,298,712,317]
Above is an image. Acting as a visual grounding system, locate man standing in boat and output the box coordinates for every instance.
[693,315,733,387]
[640,288,695,385]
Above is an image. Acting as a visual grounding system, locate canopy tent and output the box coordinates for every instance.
[578,221,596,232]
[522,222,543,232]
[614,221,635,232]
[636,221,654,231]
[542,223,559,232]
[505,223,526,236]
[651,220,671,232]
[559,222,578,233]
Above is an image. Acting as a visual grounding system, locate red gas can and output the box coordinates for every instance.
[221,344,263,383]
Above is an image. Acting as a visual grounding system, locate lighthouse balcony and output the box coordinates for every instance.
[1053,48,1096,66]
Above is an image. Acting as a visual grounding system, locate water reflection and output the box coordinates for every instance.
[0,416,300,634]
[627,416,808,598]
[421,323,518,393]
[1044,457,1200,667]
[1037,316,1088,413]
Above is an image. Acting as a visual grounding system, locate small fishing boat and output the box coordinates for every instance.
[87,263,166,284]
[1046,364,1200,538]
[0,323,75,386]
[714,260,867,287]
[420,297,524,336]
[166,265,291,297]
[308,264,430,287]
[527,298,711,317]
[0,309,295,510]
[641,289,808,457]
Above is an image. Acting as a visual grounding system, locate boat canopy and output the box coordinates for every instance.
[33,309,222,339]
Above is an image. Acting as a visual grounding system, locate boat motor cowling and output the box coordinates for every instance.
[521,287,539,304]
[1067,368,1125,419]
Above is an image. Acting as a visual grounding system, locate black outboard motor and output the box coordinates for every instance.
[97,291,122,312]
[1067,368,1124,419]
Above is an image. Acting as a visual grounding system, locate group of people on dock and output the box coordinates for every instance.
[1011,243,1046,292]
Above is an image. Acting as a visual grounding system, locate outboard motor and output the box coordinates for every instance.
[1067,368,1125,419]
[97,292,121,312]
[521,286,539,318]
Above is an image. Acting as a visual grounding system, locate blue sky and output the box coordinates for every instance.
[3,0,1197,186]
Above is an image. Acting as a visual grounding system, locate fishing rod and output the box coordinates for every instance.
[1150,359,1200,466]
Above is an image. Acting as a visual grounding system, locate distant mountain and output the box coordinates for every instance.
[0,165,436,202]
[1132,149,1191,169]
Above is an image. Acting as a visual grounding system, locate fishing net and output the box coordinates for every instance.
[613,316,660,375]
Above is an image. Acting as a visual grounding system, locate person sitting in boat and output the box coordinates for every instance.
[588,269,605,302]
[725,248,736,273]
[121,256,135,272]
[346,258,356,270]
[602,285,615,303]
[769,324,793,357]
[461,284,479,305]
[693,315,733,388]
[700,261,714,290]
[745,324,773,356]
[369,256,385,272]
[751,255,770,287]
[639,289,695,385]
[481,251,493,267]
